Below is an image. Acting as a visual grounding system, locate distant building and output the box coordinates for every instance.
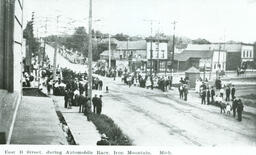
[174,50,226,72]
[100,40,147,72]
[0,0,24,143]
[186,43,255,70]
[146,38,169,73]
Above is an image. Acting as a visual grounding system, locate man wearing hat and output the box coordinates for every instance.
[96,95,103,114]
[237,99,244,121]
[232,97,238,118]
[97,133,110,145]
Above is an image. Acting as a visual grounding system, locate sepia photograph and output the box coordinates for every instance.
[0,0,256,152]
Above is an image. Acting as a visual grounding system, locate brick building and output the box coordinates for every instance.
[0,0,23,144]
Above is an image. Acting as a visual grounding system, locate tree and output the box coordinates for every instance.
[113,33,129,41]
[192,38,211,44]
[23,21,40,56]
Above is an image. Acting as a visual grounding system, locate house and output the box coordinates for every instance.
[100,40,147,72]
[146,38,169,73]
[0,0,24,143]
[186,43,255,70]
[174,50,226,72]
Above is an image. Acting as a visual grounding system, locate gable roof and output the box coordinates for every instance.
[174,50,214,61]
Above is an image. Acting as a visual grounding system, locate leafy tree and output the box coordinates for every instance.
[113,33,129,41]
[192,38,211,44]
[23,21,40,56]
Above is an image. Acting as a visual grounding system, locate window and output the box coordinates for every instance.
[243,51,245,58]
[250,51,252,58]
[247,50,249,58]
[161,50,165,59]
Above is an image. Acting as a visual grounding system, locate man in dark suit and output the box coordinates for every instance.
[211,86,215,104]
[79,93,86,113]
[92,94,98,114]
[97,95,103,114]
[232,97,238,118]
[231,85,236,100]
[64,89,68,108]
[237,99,244,121]
[226,85,231,101]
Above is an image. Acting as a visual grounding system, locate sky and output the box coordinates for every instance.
[23,0,256,43]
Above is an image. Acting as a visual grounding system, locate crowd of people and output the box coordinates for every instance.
[195,77,244,121]
[62,76,105,116]
[121,73,173,92]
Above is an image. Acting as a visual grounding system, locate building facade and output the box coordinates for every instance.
[146,38,169,73]
[174,50,226,72]
[100,40,147,72]
[0,0,23,144]
[186,43,255,70]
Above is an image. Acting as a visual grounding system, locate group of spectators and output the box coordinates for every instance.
[196,77,244,121]
[122,73,173,92]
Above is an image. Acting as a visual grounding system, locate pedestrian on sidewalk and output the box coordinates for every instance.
[211,86,215,104]
[92,94,98,114]
[64,89,68,108]
[67,89,73,109]
[79,93,86,113]
[84,97,91,121]
[97,95,103,114]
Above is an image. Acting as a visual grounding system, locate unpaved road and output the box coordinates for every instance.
[98,77,256,146]
[45,47,256,146]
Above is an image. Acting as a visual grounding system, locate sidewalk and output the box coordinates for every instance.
[51,95,101,145]
[10,96,67,145]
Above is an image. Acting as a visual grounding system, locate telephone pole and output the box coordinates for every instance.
[42,17,48,68]
[88,0,93,106]
[108,34,111,70]
[171,21,177,71]
[150,21,153,82]
[53,15,61,81]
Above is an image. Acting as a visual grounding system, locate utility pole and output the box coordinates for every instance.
[88,0,93,107]
[53,15,60,82]
[150,21,153,89]
[108,34,111,70]
[171,21,177,71]
[42,17,48,68]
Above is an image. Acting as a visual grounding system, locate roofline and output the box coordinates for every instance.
[145,37,169,42]
[212,42,254,46]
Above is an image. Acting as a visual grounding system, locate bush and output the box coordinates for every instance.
[88,113,132,145]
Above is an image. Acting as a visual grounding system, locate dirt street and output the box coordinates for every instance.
[98,77,256,146]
